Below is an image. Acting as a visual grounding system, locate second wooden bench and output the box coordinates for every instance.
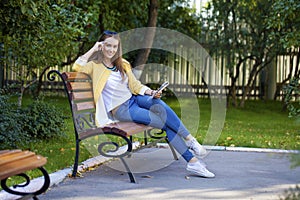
[0,149,50,199]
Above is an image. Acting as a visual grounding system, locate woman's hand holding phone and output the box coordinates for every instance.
[152,81,169,98]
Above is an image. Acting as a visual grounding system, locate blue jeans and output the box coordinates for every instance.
[113,95,194,162]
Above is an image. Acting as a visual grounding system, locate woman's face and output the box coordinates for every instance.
[102,37,119,60]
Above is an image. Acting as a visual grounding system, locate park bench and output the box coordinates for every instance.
[47,70,178,183]
[0,149,50,200]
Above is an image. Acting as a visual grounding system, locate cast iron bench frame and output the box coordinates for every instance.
[47,70,178,183]
[0,149,50,200]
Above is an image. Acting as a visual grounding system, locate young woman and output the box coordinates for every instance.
[72,30,215,178]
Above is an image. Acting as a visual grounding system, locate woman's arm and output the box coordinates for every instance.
[72,42,103,73]
[123,60,162,98]
[81,42,103,62]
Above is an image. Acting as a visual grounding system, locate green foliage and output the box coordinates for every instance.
[284,77,300,120]
[199,0,300,107]
[157,0,201,40]
[22,99,67,140]
[0,95,29,149]
[280,185,300,200]
[0,0,91,68]
[0,94,67,150]
[0,0,92,107]
[267,0,300,48]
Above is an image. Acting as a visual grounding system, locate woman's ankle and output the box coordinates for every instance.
[188,157,198,163]
[185,134,193,141]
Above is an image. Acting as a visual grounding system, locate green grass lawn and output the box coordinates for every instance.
[164,97,299,150]
[1,95,299,189]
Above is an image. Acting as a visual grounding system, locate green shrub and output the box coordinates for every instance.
[284,77,300,120]
[22,100,67,140]
[0,95,30,149]
[280,185,300,200]
[0,95,67,150]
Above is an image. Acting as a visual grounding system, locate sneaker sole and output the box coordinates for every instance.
[186,167,215,178]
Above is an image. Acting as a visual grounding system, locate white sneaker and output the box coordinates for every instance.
[186,137,207,157]
[186,161,215,178]
[197,157,207,167]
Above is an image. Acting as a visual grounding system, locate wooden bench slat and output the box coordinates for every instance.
[67,82,92,91]
[72,91,94,101]
[0,153,47,180]
[0,149,22,155]
[73,101,95,111]
[62,72,92,81]
[78,122,152,139]
[105,122,153,136]
[0,151,36,165]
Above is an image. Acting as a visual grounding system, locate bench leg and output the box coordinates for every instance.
[72,139,80,177]
[119,157,137,183]
[144,130,148,145]
[1,167,50,199]
[97,132,137,183]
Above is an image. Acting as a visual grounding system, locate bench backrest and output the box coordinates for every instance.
[61,72,98,135]
[47,70,152,140]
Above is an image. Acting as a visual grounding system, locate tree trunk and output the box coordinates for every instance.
[18,85,25,108]
[132,0,158,79]
[228,71,238,107]
[228,58,244,107]
[240,64,259,107]
[266,59,277,100]
[228,84,238,107]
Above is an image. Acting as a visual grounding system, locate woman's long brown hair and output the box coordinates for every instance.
[88,32,125,78]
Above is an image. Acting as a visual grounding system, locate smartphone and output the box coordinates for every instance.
[153,81,169,97]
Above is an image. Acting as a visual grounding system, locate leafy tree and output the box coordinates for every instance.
[267,0,300,50]
[201,0,299,107]
[0,0,90,106]
[157,0,201,40]
[267,0,300,96]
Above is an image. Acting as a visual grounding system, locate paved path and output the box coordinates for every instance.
[37,147,300,200]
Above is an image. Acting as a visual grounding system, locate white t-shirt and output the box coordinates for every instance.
[102,71,132,112]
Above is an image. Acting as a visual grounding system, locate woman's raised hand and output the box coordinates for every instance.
[81,41,104,61]
[92,41,103,52]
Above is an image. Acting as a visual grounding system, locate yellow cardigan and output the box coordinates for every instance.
[72,58,148,126]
